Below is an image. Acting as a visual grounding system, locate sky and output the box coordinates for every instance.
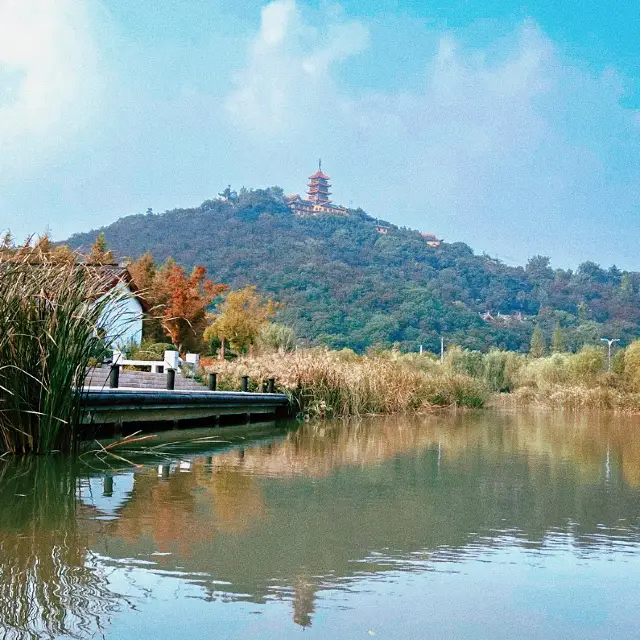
[0,0,638,269]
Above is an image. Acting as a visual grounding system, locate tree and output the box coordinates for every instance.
[530,326,546,358]
[156,263,227,352]
[204,286,277,357]
[128,251,156,292]
[551,323,565,353]
[525,255,554,282]
[128,251,166,341]
[63,186,640,354]
[87,233,114,264]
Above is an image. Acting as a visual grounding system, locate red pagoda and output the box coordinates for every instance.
[285,160,348,216]
[306,160,332,204]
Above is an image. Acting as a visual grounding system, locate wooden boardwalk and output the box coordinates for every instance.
[81,367,290,428]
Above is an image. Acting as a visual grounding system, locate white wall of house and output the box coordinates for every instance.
[97,281,144,348]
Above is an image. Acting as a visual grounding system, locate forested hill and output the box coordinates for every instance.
[67,188,640,353]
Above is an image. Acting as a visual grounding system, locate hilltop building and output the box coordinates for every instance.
[285,161,348,216]
[420,232,442,247]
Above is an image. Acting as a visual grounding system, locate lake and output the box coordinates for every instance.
[2,410,640,639]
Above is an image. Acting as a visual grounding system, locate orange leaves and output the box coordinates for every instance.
[128,252,227,351]
[157,263,227,351]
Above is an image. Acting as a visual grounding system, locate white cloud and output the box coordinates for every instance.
[226,0,369,134]
[0,0,102,174]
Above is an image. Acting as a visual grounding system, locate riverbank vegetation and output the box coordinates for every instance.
[0,249,130,454]
[203,350,489,418]
[202,338,640,417]
[438,342,640,412]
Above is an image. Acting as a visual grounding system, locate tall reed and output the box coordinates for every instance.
[204,349,488,418]
[0,255,131,454]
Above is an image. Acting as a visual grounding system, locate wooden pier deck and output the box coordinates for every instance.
[81,388,290,426]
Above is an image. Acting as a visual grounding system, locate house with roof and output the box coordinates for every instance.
[93,265,146,348]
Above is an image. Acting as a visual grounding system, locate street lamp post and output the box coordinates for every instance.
[601,338,620,372]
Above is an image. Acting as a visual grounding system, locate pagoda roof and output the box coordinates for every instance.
[308,170,330,180]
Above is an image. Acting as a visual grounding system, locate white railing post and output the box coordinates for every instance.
[186,353,200,372]
[164,350,180,371]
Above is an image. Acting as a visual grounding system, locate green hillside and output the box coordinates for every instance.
[66,188,640,353]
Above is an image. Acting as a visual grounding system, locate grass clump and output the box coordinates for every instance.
[203,349,488,418]
[0,255,133,454]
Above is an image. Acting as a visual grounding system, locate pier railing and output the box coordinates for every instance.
[111,349,200,376]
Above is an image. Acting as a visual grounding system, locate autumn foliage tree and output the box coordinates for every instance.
[204,286,277,357]
[86,232,114,264]
[127,252,227,351]
[158,263,227,351]
[126,251,165,341]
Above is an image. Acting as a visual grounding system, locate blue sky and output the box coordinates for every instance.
[0,0,638,268]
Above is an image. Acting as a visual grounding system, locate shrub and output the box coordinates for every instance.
[128,340,176,361]
[622,340,640,392]
[517,353,569,389]
[256,322,297,353]
[444,345,484,378]
[565,346,605,386]
[483,350,524,392]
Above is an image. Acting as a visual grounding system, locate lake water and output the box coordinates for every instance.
[2,410,640,639]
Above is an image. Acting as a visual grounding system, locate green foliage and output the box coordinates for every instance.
[518,354,569,389]
[257,322,297,353]
[483,349,524,392]
[566,346,605,386]
[612,348,626,376]
[66,187,640,353]
[551,323,565,353]
[444,345,484,378]
[623,340,640,391]
[126,340,176,361]
[529,326,547,358]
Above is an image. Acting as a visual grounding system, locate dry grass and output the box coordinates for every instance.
[202,349,488,418]
[493,385,640,413]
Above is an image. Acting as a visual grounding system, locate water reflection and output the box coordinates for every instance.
[0,458,118,639]
[2,411,640,637]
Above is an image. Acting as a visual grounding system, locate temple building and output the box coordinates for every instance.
[420,232,442,247]
[285,161,348,216]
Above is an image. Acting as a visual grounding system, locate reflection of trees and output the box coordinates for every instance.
[86,412,640,630]
[103,462,267,559]
[0,458,116,640]
[7,413,640,635]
